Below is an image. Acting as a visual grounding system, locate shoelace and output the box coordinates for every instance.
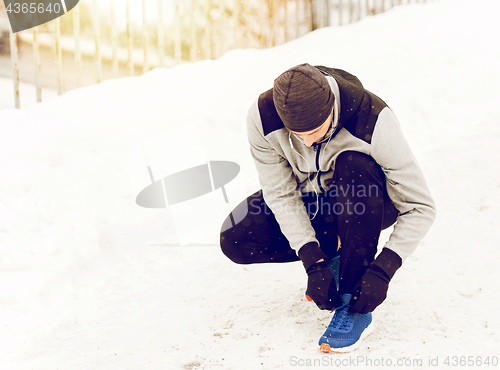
[330,303,352,330]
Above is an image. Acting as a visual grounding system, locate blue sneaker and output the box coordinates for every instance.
[318,293,374,353]
[305,256,340,301]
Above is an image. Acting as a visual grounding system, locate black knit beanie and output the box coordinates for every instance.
[273,63,334,132]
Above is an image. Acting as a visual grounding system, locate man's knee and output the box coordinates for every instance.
[331,151,387,212]
[335,151,379,177]
[220,231,248,265]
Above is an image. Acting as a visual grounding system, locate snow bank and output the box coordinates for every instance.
[1,0,499,368]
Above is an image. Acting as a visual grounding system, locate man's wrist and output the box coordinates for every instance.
[371,248,402,281]
[298,242,328,270]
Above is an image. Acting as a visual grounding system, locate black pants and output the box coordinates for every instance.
[220,151,399,295]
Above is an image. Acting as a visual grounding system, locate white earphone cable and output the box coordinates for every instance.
[289,131,320,220]
[288,115,336,221]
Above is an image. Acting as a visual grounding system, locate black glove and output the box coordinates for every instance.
[299,242,342,310]
[349,248,402,314]
[306,261,343,310]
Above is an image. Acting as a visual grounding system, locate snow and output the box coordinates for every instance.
[0,77,58,110]
[1,0,500,368]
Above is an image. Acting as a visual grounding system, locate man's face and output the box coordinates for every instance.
[290,110,333,147]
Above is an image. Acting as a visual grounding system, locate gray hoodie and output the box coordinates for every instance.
[247,66,436,263]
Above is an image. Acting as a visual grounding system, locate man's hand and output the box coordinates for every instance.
[348,265,390,314]
[349,248,402,314]
[298,242,343,310]
[306,261,342,310]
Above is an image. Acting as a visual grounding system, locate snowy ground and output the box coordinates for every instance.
[1,0,500,369]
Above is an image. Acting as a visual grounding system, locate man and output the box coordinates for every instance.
[220,63,436,352]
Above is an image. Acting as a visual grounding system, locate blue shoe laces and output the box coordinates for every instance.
[330,303,351,331]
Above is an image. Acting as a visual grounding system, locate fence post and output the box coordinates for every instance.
[205,0,213,60]
[190,0,197,61]
[271,0,277,46]
[73,2,82,86]
[126,0,134,76]
[234,0,240,48]
[295,0,300,39]
[55,17,64,94]
[142,0,149,74]
[241,0,248,48]
[33,27,42,103]
[304,0,313,32]
[111,0,119,77]
[9,31,20,109]
[284,0,288,42]
[93,0,102,83]
[244,0,251,47]
[158,0,165,67]
[338,0,343,26]
[325,0,330,27]
[174,0,181,63]
[312,0,320,29]
[259,0,265,48]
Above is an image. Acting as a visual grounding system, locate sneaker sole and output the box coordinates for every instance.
[319,321,375,353]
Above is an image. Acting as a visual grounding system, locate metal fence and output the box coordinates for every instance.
[5,0,429,109]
